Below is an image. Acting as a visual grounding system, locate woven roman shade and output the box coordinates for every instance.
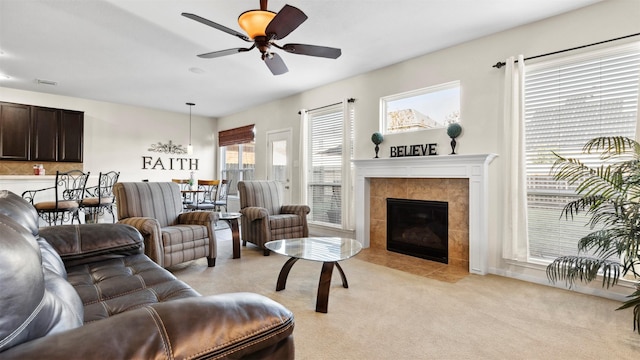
[218,124,255,147]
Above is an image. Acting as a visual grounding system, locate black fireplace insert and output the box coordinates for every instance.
[386,198,448,264]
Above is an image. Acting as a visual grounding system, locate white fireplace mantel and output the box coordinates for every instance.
[352,154,497,275]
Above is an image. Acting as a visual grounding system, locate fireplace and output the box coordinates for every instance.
[387,198,448,263]
[353,154,497,275]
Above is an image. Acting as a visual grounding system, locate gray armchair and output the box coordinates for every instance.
[113,182,217,267]
[238,180,310,255]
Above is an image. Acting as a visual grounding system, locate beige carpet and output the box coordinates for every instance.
[169,228,639,359]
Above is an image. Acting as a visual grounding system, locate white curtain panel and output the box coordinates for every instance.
[299,109,309,205]
[501,55,530,261]
[343,100,355,230]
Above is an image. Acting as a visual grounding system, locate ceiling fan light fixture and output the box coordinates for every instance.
[237,10,275,39]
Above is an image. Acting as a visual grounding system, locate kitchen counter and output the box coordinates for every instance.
[0,175,56,180]
[0,175,99,200]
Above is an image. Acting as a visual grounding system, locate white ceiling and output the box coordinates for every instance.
[0,0,601,118]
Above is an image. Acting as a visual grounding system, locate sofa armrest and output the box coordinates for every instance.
[0,293,295,360]
[281,205,311,216]
[39,224,144,268]
[178,210,218,225]
[241,206,270,222]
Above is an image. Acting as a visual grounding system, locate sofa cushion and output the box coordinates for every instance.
[66,254,200,323]
[0,190,39,237]
[0,214,82,352]
[269,214,304,229]
[161,224,209,263]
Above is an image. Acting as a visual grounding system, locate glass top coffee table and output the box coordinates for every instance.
[264,237,362,313]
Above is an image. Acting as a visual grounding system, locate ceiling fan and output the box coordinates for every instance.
[182,0,341,75]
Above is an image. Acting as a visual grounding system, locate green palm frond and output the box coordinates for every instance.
[546,256,620,289]
[617,286,640,334]
[583,136,640,159]
[560,195,607,220]
[547,136,640,334]
[577,230,621,258]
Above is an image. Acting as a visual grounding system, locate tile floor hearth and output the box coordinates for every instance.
[356,248,469,283]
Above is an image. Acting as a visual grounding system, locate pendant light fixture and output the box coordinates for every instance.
[186,102,194,155]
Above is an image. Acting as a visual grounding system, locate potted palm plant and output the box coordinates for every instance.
[547,136,640,334]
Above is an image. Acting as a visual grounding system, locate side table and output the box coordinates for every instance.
[217,212,242,259]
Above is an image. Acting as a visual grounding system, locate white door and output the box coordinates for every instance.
[267,129,292,204]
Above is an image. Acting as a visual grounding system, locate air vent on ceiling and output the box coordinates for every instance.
[36,79,57,86]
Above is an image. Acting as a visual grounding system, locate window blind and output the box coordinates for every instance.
[218,124,255,147]
[524,43,640,260]
[307,104,344,225]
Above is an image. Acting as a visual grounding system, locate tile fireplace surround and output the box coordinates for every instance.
[353,154,497,275]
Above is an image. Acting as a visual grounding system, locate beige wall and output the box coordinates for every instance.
[215,0,640,299]
[0,88,218,183]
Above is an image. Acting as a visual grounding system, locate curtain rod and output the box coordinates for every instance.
[492,32,640,69]
[298,98,355,115]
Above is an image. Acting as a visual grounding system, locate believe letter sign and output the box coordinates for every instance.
[390,143,438,157]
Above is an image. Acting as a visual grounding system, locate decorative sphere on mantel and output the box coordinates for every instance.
[447,123,462,139]
[371,132,384,145]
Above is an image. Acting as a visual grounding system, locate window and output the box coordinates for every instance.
[219,125,255,196]
[380,81,460,135]
[305,102,354,228]
[220,143,254,195]
[524,43,640,261]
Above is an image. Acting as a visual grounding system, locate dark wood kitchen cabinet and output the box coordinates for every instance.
[0,102,31,160]
[58,110,83,162]
[0,101,84,162]
[31,106,59,161]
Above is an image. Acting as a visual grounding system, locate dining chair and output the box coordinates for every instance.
[172,178,193,209]
[186,179,219,211]
[214,179,232,212]
[80,171,120,223]
[21,169,90,226]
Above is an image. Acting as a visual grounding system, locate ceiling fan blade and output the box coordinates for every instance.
[265,5,307,40]
[279,44,342,59]
[197,47,253,59]
[182,13,251,42]
[264,53,288,75]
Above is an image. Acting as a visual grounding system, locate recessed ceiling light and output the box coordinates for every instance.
[189,67,205,74]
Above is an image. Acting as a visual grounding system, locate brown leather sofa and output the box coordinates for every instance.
[0,191,295,359]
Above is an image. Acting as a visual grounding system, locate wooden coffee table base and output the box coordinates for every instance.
[275,257,349,313]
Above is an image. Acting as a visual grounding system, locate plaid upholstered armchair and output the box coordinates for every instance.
[238,180,310,256]
[113,182,217,267]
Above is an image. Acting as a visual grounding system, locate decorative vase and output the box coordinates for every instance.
[450,138,457,155]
